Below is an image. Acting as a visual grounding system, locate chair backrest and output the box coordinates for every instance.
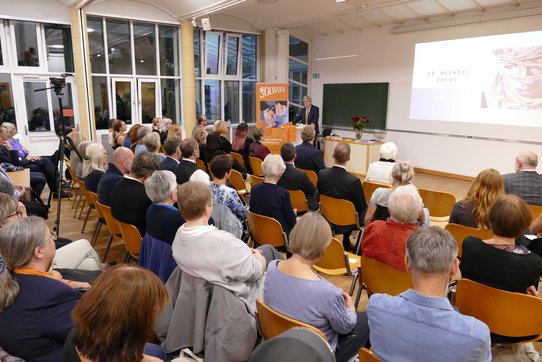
[246,211,287,248]
[77,180,93,204]
[287,189,308,214]
[117,220,143,258]
[296,167,317,186]
[314,237,348,270]
[251,175,265,185]
[444,223,493,257]
[96,201,122,236]
[529,205,542,224]
[229,169,246,192]
[231,151,246,169]
[362,181,391,203]
[417,188,457,218]
[360,255,412,296]
[455,279,542,340]
[255,299,327,341]
[319,194,359,227]
[196,158,208,174]
[359,348,381,362]
[66,162,78,182]
[249,156,264,177]
[88,191,104,218]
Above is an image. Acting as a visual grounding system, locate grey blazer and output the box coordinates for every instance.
[503,171,542,206]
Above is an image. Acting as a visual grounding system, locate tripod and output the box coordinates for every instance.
[35,74,82,237]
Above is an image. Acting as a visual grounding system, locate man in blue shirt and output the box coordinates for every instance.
[368,227,491,362]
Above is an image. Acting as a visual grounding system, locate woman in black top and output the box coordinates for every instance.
[206,132,247,178]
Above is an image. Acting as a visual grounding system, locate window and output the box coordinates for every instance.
[134,22,156,76]
[242,35,257,79]
[92,76,109,130]
[107,19,132,74]
[225,35,239,76]
[159,25,179,77]
[224,81,239,123]
[44,24,74,73]
[194,28,201,77]
[0,74,15,123]
[242,81,255,123]
[88,17,106,74]
[288,35,309,113]
[24,81,50,132]
[205,32,220,75]
[161,78,180,121]
[204,80,221,121]
[14,21,39,67]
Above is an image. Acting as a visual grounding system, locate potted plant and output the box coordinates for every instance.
[352,115,369,140]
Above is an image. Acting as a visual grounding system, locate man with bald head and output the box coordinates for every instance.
[97,146,134,206]
[503,151,542,205]
[317,142,367,251]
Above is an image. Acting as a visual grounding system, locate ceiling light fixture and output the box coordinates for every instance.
[315,54,357,61]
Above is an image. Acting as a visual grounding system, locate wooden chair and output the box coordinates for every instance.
[246,211,287,248]
[77,181,96,234]
[319,194,363,254]
[455,279,542,342]
[287,189,308,214]
[255,299,327,342]
[296,168,317,186]
[229,169,247,196]
[362,181,391,203]
[249,156,264,177]
[529,205,542,224]
[314,237,361,295]
[196,158,208,174]
[359,348,380,362]
[96,201,122,263]
[444,223,493,257]
[354,255,412,308]
[417,188,456,221]
[87,191,106,246]
[116,220,143,263]
[66,163,84,214]
[251,175,265,185]
[231,151,246,169]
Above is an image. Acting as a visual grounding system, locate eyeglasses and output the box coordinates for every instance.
[7,211,22,219]
[45,231,57,243]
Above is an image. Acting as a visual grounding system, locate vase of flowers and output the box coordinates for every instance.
[352,115,369,140]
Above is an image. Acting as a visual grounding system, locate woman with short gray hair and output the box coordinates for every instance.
[250,154,296,236]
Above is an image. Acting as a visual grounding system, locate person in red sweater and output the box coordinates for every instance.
[361,185,423,270]
[249,127,270,161]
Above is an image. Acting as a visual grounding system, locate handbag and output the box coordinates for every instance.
[171,348,204,362]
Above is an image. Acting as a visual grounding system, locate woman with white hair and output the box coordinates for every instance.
[249,154,296,236]
[365,142,398,184]
[2,122,32,160]
[142,132,165,160]
[141,170,185,281]
[82,143,107,193]
[75,140,93,179]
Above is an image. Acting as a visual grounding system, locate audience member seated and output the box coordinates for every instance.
[173,181,282,312]
[0,193,103,271]
[160,136,181,173]
[209,155,246,222]
[111,119,126,149]
[67,129,86,178]
[97,146,134,206]
[264,212,369,362]
[143,132,164,160]
[368,227,491,361]
[277,143,319,211]
[213,120,232,153]
[249,127,270,161]
[175,138,210,185]
[364,141,398,184]
[317,142,366,251]
[2,122,34,160]
[160,117,173,144]
[0,124,61,199]
[361,185,422,269]
[133,127,151,156]
[82,143,107,193]
[231,122,254,173]
[123,124,143,149]
[502,151,542,205]
[0,163,48,218]
[197,114,209,127]
[192,125,208,163]
[449,168,504,229]
[111,152,160,236]
[461,194,542,295]
[64,265,168,362]
[167,124,182,140]
[140,171,184,281]
[75,140,92,179]
[250,154,296,236]
[365,161,428,226]
[205,132,247,178]
[0,217,89,361]
[294,125,325,174]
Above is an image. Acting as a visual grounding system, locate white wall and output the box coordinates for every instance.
[0,0,71,23]
[86,0,178,24]
[311,15,542,177]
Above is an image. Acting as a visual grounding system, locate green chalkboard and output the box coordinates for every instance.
[322,83,389,131]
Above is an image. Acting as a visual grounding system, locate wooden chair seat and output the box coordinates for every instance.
[362,181,391,203]
[249,156,264,177]
[229,169,247,195]
[256,299,327,342]
[231,151,246,169]
[96,201,122,262]
[251,175,264,185]
[246,211,287,248]
[196,158,208,174]
[116,220,143,262]
[359,348,380,362]
[319,194,362,253]
[529,205,542,224]
[444,223,493,257]
[455,279,542,341]
[418,188,456,221]
[287,189,308,214]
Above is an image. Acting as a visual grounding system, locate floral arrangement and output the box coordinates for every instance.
[352,115,369,132]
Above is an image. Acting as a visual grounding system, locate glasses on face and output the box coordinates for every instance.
[45,231,57,244]
[7,210,22,219]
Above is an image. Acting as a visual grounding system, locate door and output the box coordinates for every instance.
[111,78,135,124]
[138,79,159,124]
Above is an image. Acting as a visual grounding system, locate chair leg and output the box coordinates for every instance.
[354,228,365,255]
[349,269,359,296]
[101,234,113,263]
[124,251,131,264]
[90,220,102,246]
[78,200,86,219]
[73,193,82,217]
[354,266,364,309]
[81,206,92,233]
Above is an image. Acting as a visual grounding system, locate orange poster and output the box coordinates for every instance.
[255,83,289,154]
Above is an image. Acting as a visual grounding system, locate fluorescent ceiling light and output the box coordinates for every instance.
[48,45,64,49]
[336,0,347,2]
[315,54,357,61]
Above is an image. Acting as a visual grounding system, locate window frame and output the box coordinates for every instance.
[288,34,310,111]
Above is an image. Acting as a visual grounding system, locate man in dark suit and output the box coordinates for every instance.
[174,138,209,185]
[111,152,160,236]
[160,136,181,173]
[294,125,326,174]
[293,96,319,136]
[277,143,318,211]
[97,146,134,206]
[317,142,367,251]
[503,151,542,205]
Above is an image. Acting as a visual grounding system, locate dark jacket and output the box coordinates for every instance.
[97,163,123,206]
[84,169,105,193]
[160,156,179,173]
[277,164,318,211]
[249,182,296,235]
[295,142,325,174]
[175,159,199,185]
[111,176,152,236]
[293,105,320,135]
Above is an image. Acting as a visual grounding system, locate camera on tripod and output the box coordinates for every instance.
[49,73,72,96]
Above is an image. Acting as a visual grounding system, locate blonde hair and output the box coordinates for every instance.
[192,125,206,144]
[212,120,228,136]
[464,168,505,229]
[288,212,332,260]
[168,124,182,140]
[82,143,106,178]
[391,161,414,186]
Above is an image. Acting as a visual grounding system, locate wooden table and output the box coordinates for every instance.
[8,169,30,188]
[322,137,383,177]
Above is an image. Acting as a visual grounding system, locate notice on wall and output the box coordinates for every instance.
[255,83,290,154]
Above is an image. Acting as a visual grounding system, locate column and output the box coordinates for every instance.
[180,20,196,138]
